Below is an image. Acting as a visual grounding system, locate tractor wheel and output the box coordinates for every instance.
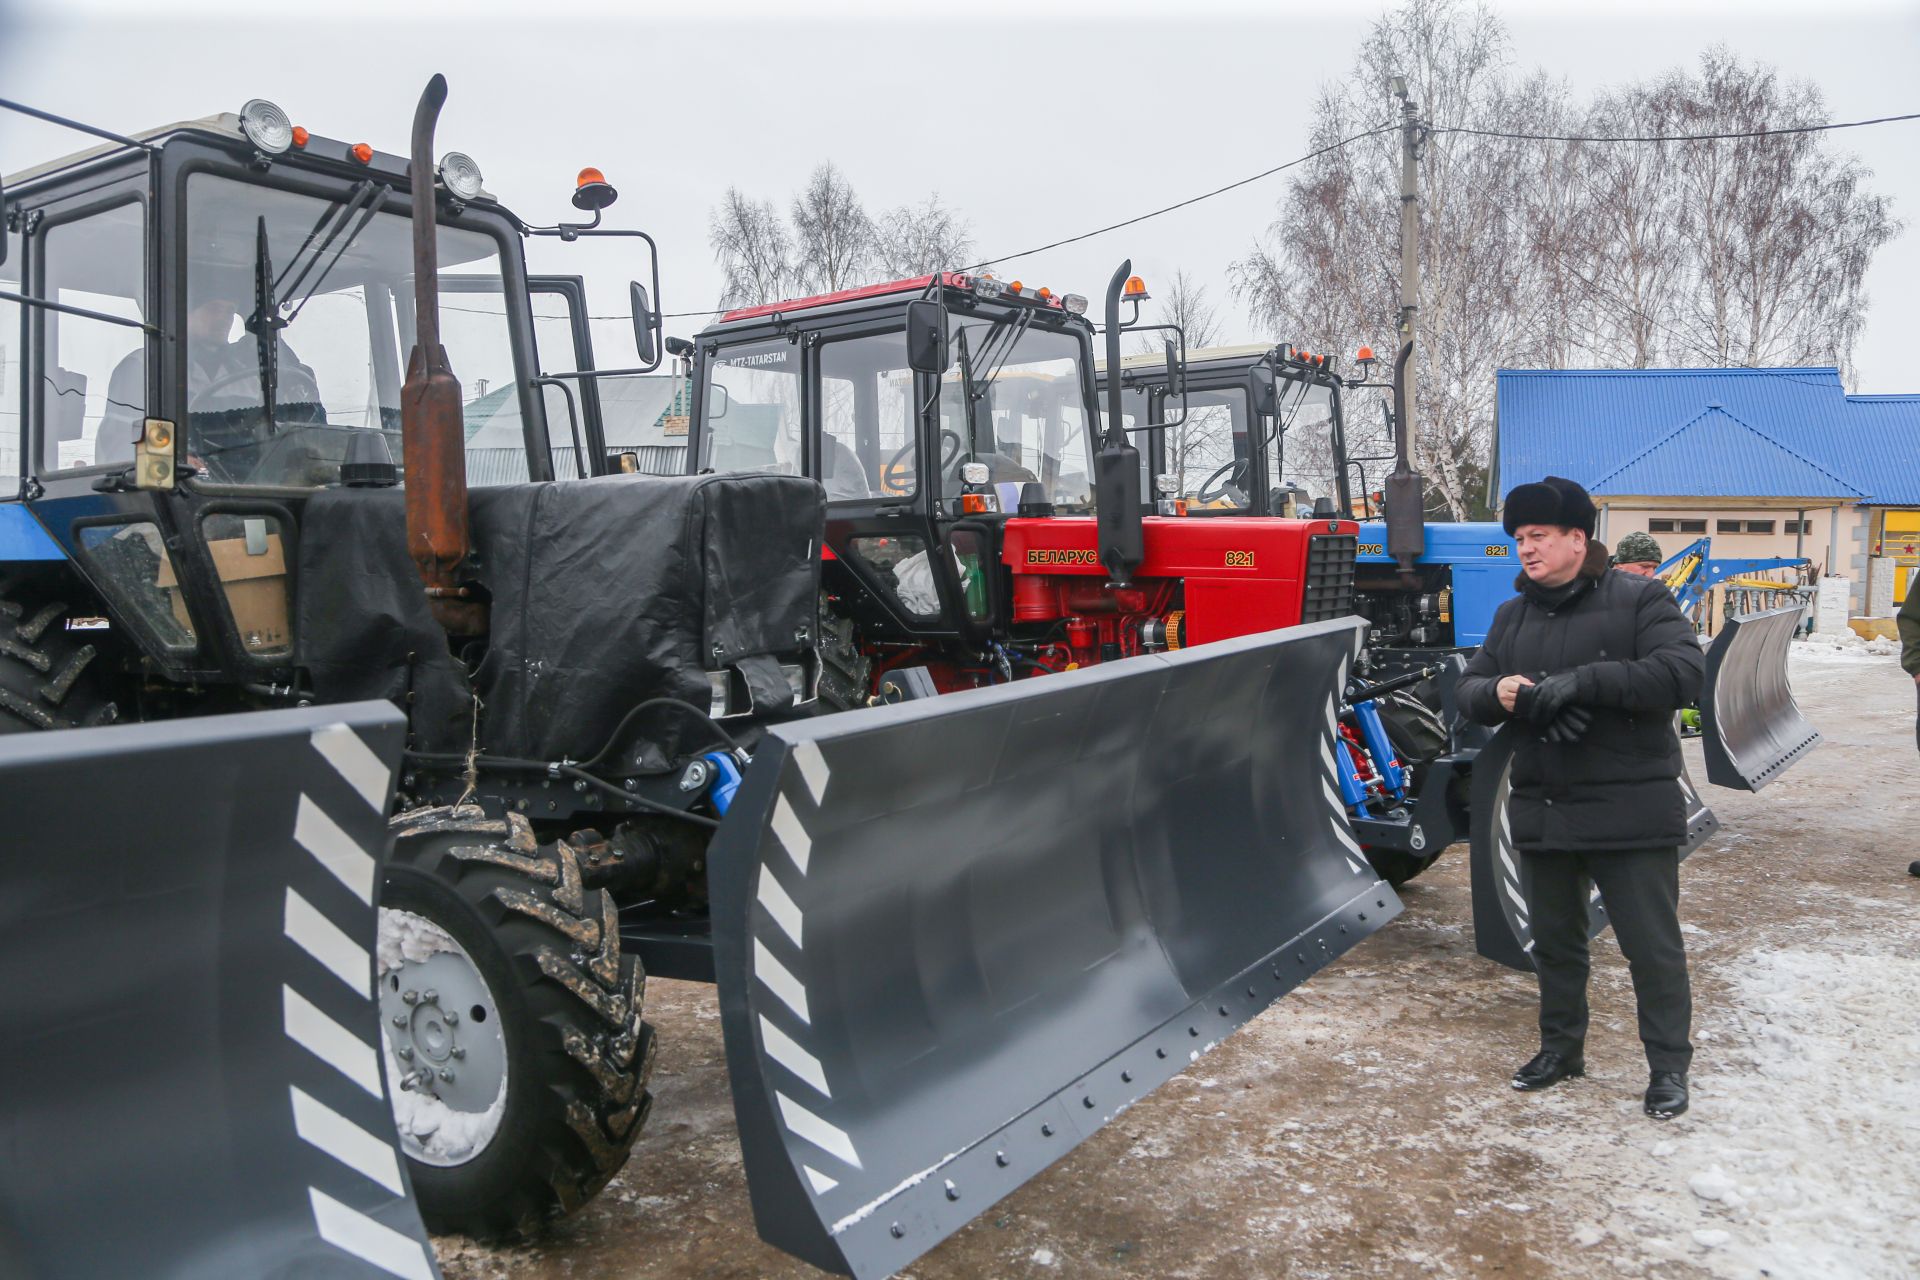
[381,810,657,1239]
[1365,847,1441,888]
[0,593,118,733]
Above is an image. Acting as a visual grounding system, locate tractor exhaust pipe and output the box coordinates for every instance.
[402,74,485,636]
[1094,260,1144,588]
[1383,338,1425,587]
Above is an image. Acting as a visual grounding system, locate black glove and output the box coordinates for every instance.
[1544,704,1594,743]
[1519,671,1584,730]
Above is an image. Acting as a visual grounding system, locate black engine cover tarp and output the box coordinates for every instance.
[469,473,822,762]
[298,489,475,752]
[298,474,822,761]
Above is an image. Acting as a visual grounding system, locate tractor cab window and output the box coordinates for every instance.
[1165,388,1251,511]
[1270,379,1339,516]
[29,201,147,472]
[177,173,518,487]
[699,339,802,477]
[942,319,1093,512]
[818,331,915,500]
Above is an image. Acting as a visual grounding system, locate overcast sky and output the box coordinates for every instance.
[4,0,1916,390]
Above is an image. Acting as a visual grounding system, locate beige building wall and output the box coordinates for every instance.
[1594,496,1878,610]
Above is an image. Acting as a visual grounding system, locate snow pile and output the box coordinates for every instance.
[377,905,462,974]
[1791,635,1901,663]
[1674,943,1920,1278]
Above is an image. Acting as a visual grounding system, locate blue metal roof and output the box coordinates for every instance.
[1590,406,1861,499]
[1496,367,1920,506]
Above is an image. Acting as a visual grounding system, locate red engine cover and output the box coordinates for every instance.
[1000,515,1357,646]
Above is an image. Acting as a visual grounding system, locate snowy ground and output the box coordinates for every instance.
[435,648,1920,1280]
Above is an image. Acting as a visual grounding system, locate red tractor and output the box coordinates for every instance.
[684,266,1358,701]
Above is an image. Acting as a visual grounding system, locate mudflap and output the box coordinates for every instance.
[708,618,1399,1278]
[1700,604,1821,790]
[0,703,440,1280]
[1467,723,1719,972]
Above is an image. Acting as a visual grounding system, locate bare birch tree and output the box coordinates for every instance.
[709,188,793,308]
[790,163,874,295]
[1232,0,1899,518]
[872,195,974,278]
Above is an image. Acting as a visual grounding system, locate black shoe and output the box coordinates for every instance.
[1511,1049,1585,1091]
[1644,1071,1689,1118]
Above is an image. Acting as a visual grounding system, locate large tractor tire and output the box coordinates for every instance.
[381,808,657,1239]
[0,594,117,733]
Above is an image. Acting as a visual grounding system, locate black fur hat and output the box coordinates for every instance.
[1501,475,1596,537]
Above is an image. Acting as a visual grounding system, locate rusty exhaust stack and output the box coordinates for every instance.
[402,74,485,636]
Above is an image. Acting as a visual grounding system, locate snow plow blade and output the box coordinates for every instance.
[708,617,1397,1278]
[1699,604,1821,790]
[0,704,439,1280]
[1468,722,1718,972]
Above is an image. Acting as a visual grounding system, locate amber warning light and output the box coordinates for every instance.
[1123,275,1149,301]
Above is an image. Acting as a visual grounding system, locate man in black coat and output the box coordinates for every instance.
[1459,476,1706,1119]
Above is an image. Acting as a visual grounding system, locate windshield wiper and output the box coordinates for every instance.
[243,217,286,434]
[278,181,387,324]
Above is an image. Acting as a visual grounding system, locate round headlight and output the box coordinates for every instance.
[438,151,485,201]
[1154,473,1180,496]
[238,99,293,155]
[960,461,990,487]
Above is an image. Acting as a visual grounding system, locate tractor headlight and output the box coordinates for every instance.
[960,461,990,487]
[1060,293,1089,316]
[438,151,485,201]
[1154,473,1180,496]
[238,99,294,155]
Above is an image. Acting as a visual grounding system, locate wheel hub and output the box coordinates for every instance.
[377,910,510,1166]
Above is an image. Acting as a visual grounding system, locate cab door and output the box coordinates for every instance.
[811,323,973,641]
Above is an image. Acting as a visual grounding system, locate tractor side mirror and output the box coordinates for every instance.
[906,299,950,374]
[630,281,659,366]
[1164,339,1184,398]
[1248,369,1279,417]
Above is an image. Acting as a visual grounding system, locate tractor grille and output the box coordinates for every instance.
[1302,533,1357,622]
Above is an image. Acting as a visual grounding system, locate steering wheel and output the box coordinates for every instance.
[1196,460,1249,505]
[881,429,961,495]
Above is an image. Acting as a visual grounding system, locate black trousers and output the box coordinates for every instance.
[1522,846,1692,1074]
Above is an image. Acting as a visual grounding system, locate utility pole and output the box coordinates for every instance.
[1384,74,1426,582]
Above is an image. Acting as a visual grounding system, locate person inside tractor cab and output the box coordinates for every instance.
[100,263,327,479]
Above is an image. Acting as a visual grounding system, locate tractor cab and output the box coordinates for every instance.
[1,98,662,694]
[689,272,1098,656]
[688,272,1359,706]
[1097,342,1353,518]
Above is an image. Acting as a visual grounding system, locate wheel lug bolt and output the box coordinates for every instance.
[401,990,419,1006]
[444,1010,459,1025]
[451,1047,466,1059]
[397,1047,414,1061]
[422,990,438,1005]
[439,1069,455,1083]
[391,1014,407,1027]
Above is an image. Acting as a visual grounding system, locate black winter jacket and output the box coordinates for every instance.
[1458,545,1705,852]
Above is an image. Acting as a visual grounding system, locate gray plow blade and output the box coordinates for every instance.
[1468,723,1718,972]
[709,617,1399,1278]
[0,703,439,1280]
[1700,604,1821,790]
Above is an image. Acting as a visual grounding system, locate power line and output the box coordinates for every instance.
[646,122,1399,322]
[960,121,1400,272]
[661,110,1914,322]
[1429,111,1920,145]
